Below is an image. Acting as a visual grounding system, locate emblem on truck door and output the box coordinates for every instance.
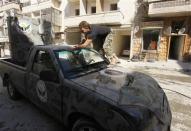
[36,80,47,103]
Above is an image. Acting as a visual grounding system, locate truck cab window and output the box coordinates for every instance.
[32,51,56,75]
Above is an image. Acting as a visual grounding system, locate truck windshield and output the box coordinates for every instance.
[54,48,107,77]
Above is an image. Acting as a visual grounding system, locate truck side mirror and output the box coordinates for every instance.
[40,70,59,83]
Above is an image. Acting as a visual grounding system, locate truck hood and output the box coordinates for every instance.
[71,65,171,124]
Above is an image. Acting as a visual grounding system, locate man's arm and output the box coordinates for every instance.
[78,39,92,48]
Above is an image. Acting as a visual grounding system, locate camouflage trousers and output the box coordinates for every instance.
[102,31,115,62]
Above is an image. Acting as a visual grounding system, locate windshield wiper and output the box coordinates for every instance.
[66,67,86,74]
[91,62,107,70]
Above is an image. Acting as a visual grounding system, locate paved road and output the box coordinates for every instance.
[0,68,191,131]
[0,78,65,131]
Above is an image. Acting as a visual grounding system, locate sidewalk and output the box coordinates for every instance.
[119,58,191,72]
[119,58,191,99]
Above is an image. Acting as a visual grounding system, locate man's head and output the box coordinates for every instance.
[79,21,90,33]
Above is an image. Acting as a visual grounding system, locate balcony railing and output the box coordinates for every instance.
[0,36,9,42]
[64,11,124,27]
[22,0,52,13]
[0,0,18,6]
[147,0,163,3]
[148,0,191,17]
[0,2,20,12]
[22,0,50,7]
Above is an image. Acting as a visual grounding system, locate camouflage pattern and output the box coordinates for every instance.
[103,31,115,62]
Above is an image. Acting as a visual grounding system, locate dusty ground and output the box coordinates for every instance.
[0,67,191,131]
[0,78,65,131]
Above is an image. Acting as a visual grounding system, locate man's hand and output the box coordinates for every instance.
[73,39,92,50]
[72,44,80,49]
[74,44,83,48]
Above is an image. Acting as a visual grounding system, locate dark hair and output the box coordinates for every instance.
[79,21,90,29]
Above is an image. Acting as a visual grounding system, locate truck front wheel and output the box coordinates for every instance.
[72,118,103,131]
[7,81,20,100]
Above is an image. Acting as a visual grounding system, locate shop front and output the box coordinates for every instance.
[132,18,191,62]
[132,21,163,61]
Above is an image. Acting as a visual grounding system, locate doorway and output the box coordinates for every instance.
[169,36,184,60]
[121,35,131,58]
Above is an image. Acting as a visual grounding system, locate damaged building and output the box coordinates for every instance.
[1,0,191,63]
[0,0,63,58]
[62,0,137,58]
[20,0,63,43]
[132,0,191,62]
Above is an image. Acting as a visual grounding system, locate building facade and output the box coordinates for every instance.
[20,0,63,43]
[132,0,191,62]
[1,0,190,62]
[0,0,64,56]
[1,0,137,58]
[62,0,137,57]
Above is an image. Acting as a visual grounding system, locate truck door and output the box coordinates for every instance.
[27,50,62,120]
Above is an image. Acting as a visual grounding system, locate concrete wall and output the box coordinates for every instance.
[118,0,136,24]
[103,0,119,11]
[101,0,136,24]
[65,31,81,45]
[63,0,137,24]
[87,0,96,14]
[158,36,168,61]
[183,35,191,62]
[113,32,123,55]
[64,1,79,17]
[52,0,61,8]
[112,29,131,56]
[62,0,137,57]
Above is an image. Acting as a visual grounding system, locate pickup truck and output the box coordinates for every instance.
[0,45,172,131]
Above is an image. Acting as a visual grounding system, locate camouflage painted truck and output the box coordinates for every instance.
[0,17,171,131]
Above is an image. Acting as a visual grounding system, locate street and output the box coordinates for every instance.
[0,0,191,130]
[0,78,64,131]
[0,66,191,131]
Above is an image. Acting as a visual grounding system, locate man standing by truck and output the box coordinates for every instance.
[75,21,119,64]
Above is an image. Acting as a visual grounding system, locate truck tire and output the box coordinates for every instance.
[72,118,103,131]
[7,81,20,100]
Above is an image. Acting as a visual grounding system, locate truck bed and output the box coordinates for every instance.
[0,58,26,69]
[0,58,27,95]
